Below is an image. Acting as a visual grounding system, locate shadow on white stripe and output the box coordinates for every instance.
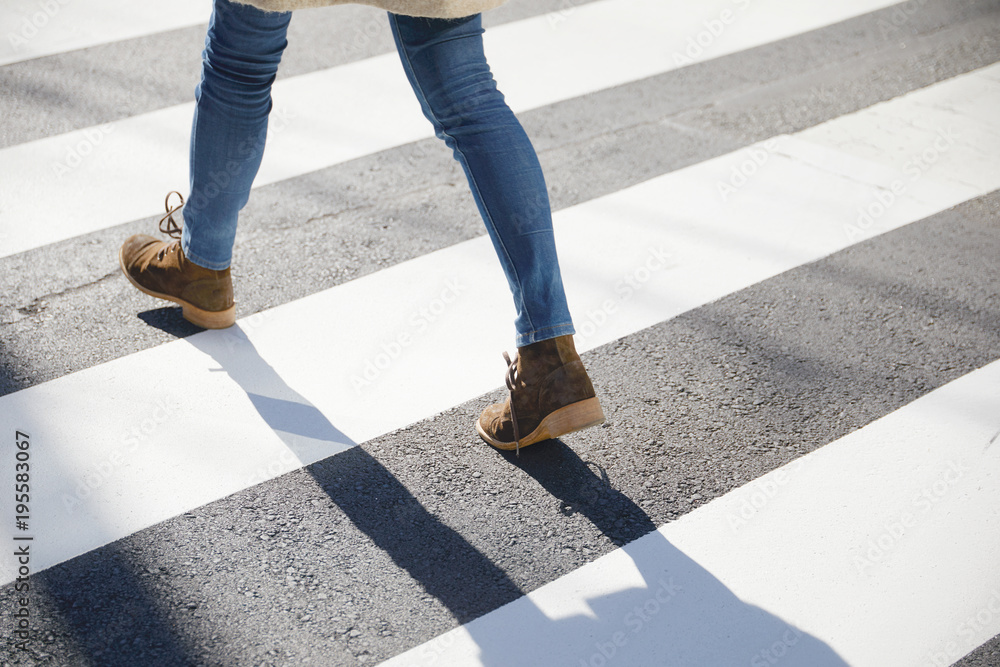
[0,62,997,587]
[379,360,1000,667]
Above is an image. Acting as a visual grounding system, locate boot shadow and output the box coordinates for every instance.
[133,315,847,665]
[443,439,853,667]
[177,321,525,622]
[138,307,202,339]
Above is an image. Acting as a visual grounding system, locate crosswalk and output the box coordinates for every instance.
[0,0,212,66]
[1,0,999,665]
[384,359,1000,666]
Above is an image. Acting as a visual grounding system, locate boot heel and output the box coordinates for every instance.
[530,396,605,444]
[182,303,236,329]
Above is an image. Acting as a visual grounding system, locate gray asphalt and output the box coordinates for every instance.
[1,0,999,665]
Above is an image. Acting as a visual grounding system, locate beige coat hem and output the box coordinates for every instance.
[230,0,507,18]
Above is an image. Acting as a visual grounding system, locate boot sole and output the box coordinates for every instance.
[477,396,605,451]
[118,247,236,329]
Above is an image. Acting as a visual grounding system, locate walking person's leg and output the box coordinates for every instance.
[389,13,604,451]
[119,0,291,328]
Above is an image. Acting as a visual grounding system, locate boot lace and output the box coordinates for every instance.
[158,191,184,240]
[155,191,184,260]
[503,350,522,455]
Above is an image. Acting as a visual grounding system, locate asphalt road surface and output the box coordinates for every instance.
[1,0,999,665]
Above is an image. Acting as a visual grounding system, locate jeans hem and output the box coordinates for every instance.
[181,238,231,271]
[516,323,576,348]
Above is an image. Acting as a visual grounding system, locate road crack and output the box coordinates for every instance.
[9,270,119,321]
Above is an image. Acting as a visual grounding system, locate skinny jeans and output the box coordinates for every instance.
[182,0,574,346]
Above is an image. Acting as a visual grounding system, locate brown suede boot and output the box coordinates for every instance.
[118,192,235,329]
[477,334,604,453]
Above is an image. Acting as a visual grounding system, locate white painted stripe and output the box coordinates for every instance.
[0,0,904,258]
[1,64,998,586]
[0,0,211,66]
[378,360,1000,667]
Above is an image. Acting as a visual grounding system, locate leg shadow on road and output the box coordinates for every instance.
[306,448,527,623]
[140,310,357,462]
[398,440,852,667]
[503,440,658,545]
[104,312,848,666]
[28,545,199,667]
[179,320,526,623]
[16,316,359,667]
[178,319,849,666]
[183,321,357,458]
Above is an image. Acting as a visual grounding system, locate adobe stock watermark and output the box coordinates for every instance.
[578,576,684,667]
[672,0,755,67]
[726,458,806,533]
[924,589,1000,667]
[545,0,591,31]
[266,106,297,141]
[216,310,275,353]
[749,626,804,667]
[851,459,968,574]
[575,245,677,344]
[48,106,293,181]
[344,13,389,55]
[717,139,780,202]
[245,447,299,487]
[182,107,297,216]
[843,126,959,243]
[399,628,460,667]
[7,0,72,53]
[51,124,115,178]
[876,0,931,41]
[61,396,182,514]
[350,277,466,393]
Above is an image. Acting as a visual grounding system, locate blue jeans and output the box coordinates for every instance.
[182,0,574,346]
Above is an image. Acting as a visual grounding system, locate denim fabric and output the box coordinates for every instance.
[182,0,575,345]
[181,0,290,271]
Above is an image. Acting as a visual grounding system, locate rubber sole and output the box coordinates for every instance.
[476,396,605,451]
[118,246,236,329]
